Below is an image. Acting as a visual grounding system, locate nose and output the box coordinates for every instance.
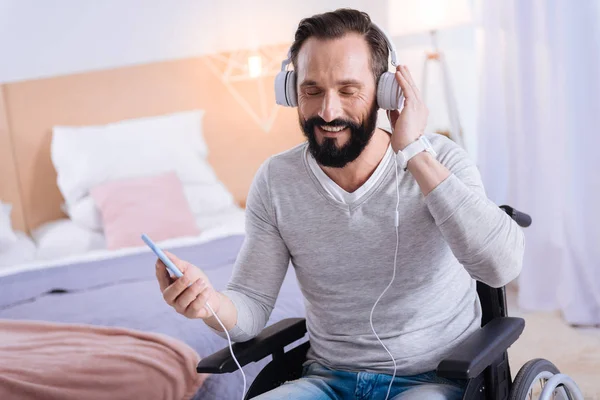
[318,90,343,123]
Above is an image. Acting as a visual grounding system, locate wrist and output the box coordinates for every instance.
[204,292,238,331]
[392,135,420,153]
[406,150,433,169]
[395,135,436,170]
[209,290,225,314]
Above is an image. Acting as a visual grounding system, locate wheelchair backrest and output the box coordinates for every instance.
[477,281,509,326]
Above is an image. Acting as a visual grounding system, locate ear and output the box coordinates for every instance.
[387,109,400,129]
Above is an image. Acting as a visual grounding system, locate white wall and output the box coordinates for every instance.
[392,27,479,158]
[0,0,379,83]
[0,0,478,158]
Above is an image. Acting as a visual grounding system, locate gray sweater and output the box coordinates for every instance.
[220,133,524,375]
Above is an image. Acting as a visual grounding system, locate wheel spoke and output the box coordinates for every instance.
[513,359,564,400]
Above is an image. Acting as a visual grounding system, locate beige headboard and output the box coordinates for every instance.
[0,52,304,233]
[0,86,27,231]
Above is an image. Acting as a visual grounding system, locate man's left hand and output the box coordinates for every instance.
[387,65,429,152]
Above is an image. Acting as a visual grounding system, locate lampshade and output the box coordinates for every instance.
[387,0,473,36]
[248,55,262,78]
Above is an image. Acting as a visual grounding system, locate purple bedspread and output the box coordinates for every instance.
[0,235,306,400]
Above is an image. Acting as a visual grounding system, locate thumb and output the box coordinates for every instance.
[163,250,190,273]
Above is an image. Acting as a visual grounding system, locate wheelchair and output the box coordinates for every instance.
[197,205,584,400]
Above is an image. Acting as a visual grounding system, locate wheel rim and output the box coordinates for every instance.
[524,371,568,400]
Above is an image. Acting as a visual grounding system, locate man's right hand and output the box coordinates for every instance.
[155,251,221,320]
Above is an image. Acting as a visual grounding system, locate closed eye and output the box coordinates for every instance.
[339,85,359,96]
[305,89,323,96]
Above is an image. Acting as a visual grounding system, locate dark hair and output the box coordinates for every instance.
[289,8,389,84]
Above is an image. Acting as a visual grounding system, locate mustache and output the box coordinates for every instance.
[303,116,361,130]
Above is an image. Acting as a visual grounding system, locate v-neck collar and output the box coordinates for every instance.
[304,144,394,209]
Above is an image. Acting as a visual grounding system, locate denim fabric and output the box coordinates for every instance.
[253,362,466,400]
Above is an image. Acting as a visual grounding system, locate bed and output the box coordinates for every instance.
[0,50,307,399]
[0,229,306,400]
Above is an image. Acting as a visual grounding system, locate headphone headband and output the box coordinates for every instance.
[280,50,292,71]
[372,23,398,67]
[275,19,403,110]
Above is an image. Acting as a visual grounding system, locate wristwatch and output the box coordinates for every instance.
[396,135,437,170]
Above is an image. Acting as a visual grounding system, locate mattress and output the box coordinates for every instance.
[0,234,306,400]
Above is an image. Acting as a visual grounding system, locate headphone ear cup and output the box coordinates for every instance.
[274,71,298,107]
[377,72,404,110]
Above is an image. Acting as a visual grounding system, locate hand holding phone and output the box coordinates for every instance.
[143,234,219,320]
[143,234,246,397]
[142,234,184,278]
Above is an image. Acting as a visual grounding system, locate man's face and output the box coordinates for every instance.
[296,33,379,168]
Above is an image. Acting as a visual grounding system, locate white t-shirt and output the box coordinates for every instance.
[305,144,394,205]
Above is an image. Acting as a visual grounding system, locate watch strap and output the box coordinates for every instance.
[396,135,437,169]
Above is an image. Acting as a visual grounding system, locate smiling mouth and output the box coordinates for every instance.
[318,125,348,137]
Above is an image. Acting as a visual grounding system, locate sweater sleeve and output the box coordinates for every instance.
[422,135,525,288]
[213,158,291,342]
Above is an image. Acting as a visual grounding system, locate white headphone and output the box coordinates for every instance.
[274,23,403,110]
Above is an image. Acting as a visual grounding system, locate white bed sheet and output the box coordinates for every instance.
[0,207,246,278]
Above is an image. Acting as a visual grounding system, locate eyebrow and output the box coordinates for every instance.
[299,79,364,88]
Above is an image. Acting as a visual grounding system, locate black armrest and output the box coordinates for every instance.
[197,318,307,374]
[436,317,525,380]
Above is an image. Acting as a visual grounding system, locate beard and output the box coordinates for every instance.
[300,101,379,168]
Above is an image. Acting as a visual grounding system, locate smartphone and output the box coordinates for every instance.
[141,234,183,279]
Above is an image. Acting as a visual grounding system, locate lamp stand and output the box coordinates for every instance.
[421,30,465,148]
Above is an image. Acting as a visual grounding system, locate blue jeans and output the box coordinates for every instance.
[253,362,466,400]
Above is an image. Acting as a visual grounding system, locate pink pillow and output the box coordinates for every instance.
[91,172,200,250]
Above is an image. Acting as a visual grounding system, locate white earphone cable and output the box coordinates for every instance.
[369,155,401,400]
[207,149,401,400]
[205,301,247,400]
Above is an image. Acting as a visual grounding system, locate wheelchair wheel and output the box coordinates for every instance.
[509,358,562,399]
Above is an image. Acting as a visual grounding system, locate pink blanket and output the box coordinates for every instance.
[0,319,206,399]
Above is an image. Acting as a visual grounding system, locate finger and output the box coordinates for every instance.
[400,65,422,99]
[185,288,212,318]
[395,68,416,100]
[162,274,191,305]
[175,279,207,311]
[400,65,418,88]
[155,259,173,292]
[163,250,192,274]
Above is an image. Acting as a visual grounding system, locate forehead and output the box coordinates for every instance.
[295,33,373,84]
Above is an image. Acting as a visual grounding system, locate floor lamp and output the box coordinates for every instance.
[421,30,465,148]
[388,0,472,149]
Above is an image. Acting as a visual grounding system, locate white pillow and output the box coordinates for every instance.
[32,219,106,261]
[0,232,37,268]
[52,110,213,207]
[51,110,236,229]
[61,198,103,232]
[0,202,18,250]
